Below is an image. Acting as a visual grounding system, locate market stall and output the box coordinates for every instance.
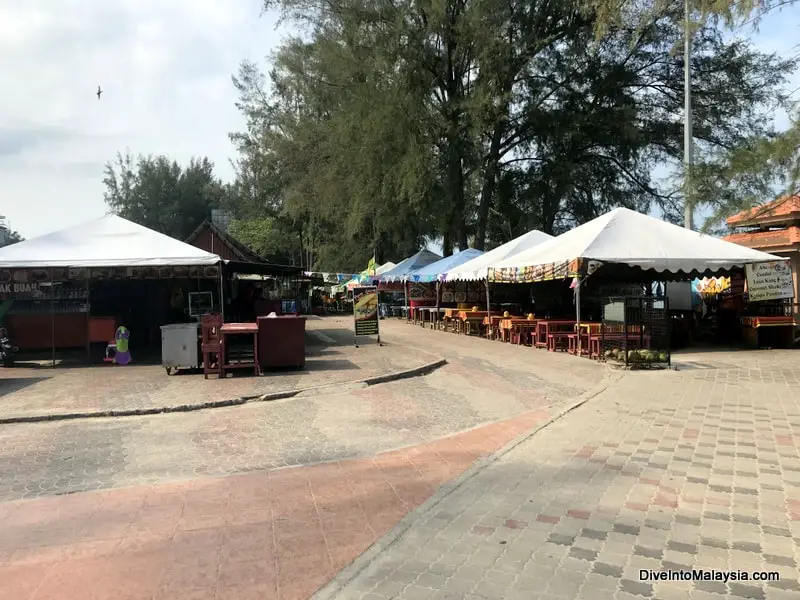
[377,250,441,317]
[442,229,553,334]
[0,215,222,363]
[403,249,484,327]
[487,207,788,363]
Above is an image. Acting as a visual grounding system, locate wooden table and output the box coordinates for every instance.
[571,322,602,356]
[482,315,506,340]
[429,308,446,330]
[440,308,459,332]
[499,318,537,344]
[534,320,576,348]
[220,322,259,376]
[457,311,488,336]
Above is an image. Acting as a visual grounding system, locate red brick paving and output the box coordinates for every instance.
[0,409,548,600]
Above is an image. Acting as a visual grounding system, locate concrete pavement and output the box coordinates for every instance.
[0,318,437,422]
[0,410,551,600]
[0,320,602,502]
[316,350,800,600]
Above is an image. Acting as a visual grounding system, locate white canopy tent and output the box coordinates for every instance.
[445,230,553,281]
[486,208,785,354]
[488,207,782,282]
[0,214,221,268]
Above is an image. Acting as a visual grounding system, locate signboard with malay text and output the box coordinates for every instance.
[745,260,794,302]
[353,286,379,337]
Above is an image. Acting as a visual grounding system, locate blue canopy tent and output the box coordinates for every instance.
[377,249,442,282]
[407,249,484,283]
[402,249,484,325]
[376,249,442,318]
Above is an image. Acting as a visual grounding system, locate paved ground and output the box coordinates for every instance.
[0,411,549,600]
[4,316,798,600]
[0,318,435,420]
[319,349,800,600]
[0,319,601,502]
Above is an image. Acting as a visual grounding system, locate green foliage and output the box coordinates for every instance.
[585,0,800,229]
[102,151,229,241]
[227,217,299,264]
[0,229,23,248]
[224,0,796,262]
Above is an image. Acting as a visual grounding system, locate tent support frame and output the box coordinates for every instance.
[435,280,440,330]
[485,280,492,340]
[575,275,582,355]
[50,268,55,368]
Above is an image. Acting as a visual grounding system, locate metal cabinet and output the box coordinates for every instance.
[160,323,200,374]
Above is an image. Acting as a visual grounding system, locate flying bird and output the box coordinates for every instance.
[96,86,103,100]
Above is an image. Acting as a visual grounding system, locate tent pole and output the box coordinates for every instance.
[404,280,409,322]
[218,264,225,321]
[85,273,90,363]
[435,280,440,330]
[485,280,492,340]
[50,268,55,368]
[575,276,582,355]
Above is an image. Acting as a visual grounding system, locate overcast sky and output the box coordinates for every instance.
[1,1,799,241]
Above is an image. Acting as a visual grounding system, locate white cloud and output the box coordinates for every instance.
[0,0,283,238]
[1,1,798,239]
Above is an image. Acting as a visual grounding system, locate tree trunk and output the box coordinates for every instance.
[475,126,505,250]
[442,231,453,257]
[445,128,465,257]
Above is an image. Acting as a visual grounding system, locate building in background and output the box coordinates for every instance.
[724,194,800,322]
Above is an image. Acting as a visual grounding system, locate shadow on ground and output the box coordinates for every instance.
[0,377,51,396]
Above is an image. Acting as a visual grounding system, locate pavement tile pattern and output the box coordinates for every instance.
[0,320,435,421]
[321,352,800,600]
[0,321,600,502]
[0,410,547,600]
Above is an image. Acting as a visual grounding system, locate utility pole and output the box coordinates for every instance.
[683,0,694,230]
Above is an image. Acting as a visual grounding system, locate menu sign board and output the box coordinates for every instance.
[745,260,794,302]
[353,286,379,337]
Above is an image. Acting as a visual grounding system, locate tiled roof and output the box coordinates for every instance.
[727,195,800,226]
[723,225,800,250]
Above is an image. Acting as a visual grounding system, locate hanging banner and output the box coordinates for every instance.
[488,260,575,283]
[353,286,379,337]
[694,276,731,297]
[745,260,794,302]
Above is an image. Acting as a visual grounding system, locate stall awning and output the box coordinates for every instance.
[406,249,484,282]
[445,230,552,281]
[0,215,221,268]
[378,249,442,282]
[488,207,783,283]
